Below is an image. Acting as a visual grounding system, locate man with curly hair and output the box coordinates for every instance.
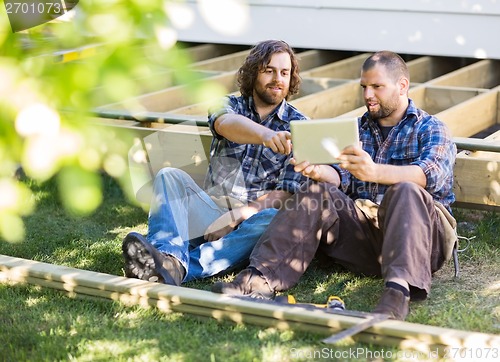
[123,40,308,286]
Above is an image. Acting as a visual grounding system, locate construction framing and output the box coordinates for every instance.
[3,42,500,355]
[94,43,500,210]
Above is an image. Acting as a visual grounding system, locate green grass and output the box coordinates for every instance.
[0,176,498,361]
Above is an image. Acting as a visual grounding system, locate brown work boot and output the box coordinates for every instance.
[211,268,275,300]
[122,232,185,286]
[372,287,410,320]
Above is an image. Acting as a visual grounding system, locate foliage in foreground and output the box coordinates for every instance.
[0,1,224,242]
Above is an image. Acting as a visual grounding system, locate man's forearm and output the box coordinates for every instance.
[373,164,426,188]
[215,114,270,144]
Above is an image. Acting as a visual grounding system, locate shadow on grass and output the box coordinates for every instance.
[0,283,329,361]
[1,175,146,276]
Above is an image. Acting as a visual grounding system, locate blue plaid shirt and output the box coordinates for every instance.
[335,99,456,210]
[204,95,308,203]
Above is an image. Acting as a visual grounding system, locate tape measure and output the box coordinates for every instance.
[326,295,346,310]
[276,295,346,310]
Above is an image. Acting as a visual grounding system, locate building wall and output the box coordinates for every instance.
[170,0,500,60]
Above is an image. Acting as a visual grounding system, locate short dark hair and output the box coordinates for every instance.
[237,40,301,99]
[362,51,410,83]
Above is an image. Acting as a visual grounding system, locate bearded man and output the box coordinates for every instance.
[123,40,308,286]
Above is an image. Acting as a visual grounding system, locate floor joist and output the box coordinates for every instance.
[86,44,500,209]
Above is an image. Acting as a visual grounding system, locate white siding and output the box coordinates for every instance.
[171,0,500,59]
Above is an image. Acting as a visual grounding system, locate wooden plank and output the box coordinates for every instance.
[93,118,211,203]
[300,53,371,79]
[430,59,500,89]
[1,255,499,353]
[168,100,217,116]
[453,131,500,209]
[423,87,484,115]
[406,56,477,84]
[0,273,338,335]
[406,56,434,84]
[90,69,222,108]
[192,49,250,72]
[297,50,354,71]
[453,157,500,209]
[290,77,347,101]
[96,72,237,113]
[336,106,365,119]
[0,272,450,350]
[90,43,242,107]
[290,81,362,119]
[183,43,248,63]
[436,89,498,137]
[409,86,483,116]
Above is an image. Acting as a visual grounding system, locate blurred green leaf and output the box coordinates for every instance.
[57,166,102,215]
[0,0,200,242]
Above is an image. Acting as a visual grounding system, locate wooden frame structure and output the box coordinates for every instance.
[4,42,500,353]
[94,43,500,210]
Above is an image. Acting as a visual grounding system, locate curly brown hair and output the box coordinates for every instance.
[237,40,301,100]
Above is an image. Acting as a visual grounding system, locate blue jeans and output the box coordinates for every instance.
[147,167,278,283]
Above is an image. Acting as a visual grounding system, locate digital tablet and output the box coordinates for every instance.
[290,117,359,164]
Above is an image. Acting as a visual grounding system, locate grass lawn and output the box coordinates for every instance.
[0,175,499,361]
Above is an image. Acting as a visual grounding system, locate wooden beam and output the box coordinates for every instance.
[409,85,484,117]
[429,59,500,89]
[453,131,500,209]
[1,255,499,353]
[297,50,354,71]
[191,49,250,72]
[183,43,248,63]
[436,89,498,137]
[291,81,363,119]
[407,56,477,84]
[96,72,237,113]
[90,43,244,107]
[300,53,371,79]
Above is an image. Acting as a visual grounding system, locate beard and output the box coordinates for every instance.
[366,97,399,120]
[254,82,288,106]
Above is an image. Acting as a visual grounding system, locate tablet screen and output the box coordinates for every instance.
[290,117,359,164]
